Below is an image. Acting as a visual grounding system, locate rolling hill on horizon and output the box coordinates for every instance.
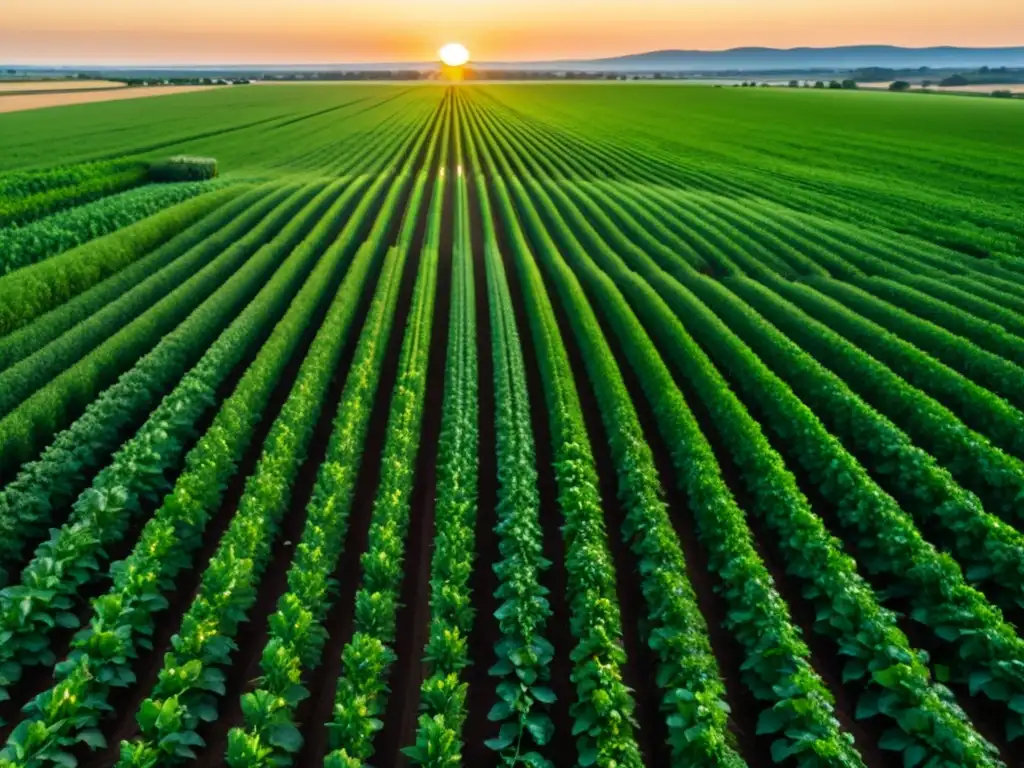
[581,44,1024,71]
[6,44,1024,74]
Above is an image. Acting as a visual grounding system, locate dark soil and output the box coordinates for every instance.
[0,340,255,732]
[530,254,664,767]
[681,329,910,768]
[485,174,577,768]
[189,200,389,768]
[75,228,355,768]
[717,356,1012,764]
[294,94,446,767]
[460,161,502,768]
[66,112,428,768]
[587,291,772,768]
[372,102,456,767]
[890,602,1011,762]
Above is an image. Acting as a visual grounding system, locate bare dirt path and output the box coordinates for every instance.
[0,80,125,93]
[0,85,219,114]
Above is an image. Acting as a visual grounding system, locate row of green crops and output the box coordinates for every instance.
[0,180,327,473]
[847,275,1024,367]
[458,102,557,768]
[3,82,1024,768]
[0,181,324,581]
[324,96,451,768]
[0,183,274,374]
[226,100,442,768]
[0,183,309,425]
[0,180,219,275]
[792,279,1024,453]
[470,93,868,767]
[0,159,147,228]
[468,98,646,768]
[466,88,1011,766]
[470,113,747,766]
[125,100,436,768]
[746,278,1024,514]
[0,187,243,338]
[0,178,355,717]
[404,112,480,766]
[520,85,1024,745]
[491,85,1024,745]
[0,101,435,768]
[709,277,1024,606]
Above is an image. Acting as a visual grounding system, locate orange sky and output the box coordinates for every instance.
[3,0,1022,65]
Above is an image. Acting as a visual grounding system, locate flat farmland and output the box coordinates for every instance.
[0,81,126,93]
[0,82,1023,768]
[0,86,220,115]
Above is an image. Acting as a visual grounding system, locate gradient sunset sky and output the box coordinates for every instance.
[4,0,1022,65]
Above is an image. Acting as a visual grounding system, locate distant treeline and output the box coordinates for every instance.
[120,78,251,86]
[264,71,430,81]
[852,65,1024,85]
[937,67,1024,86]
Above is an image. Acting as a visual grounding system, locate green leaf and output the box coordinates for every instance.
[531,685,556,705]
[489,658,514,677]
[484,722,518,751]
[771,739,799,763]
[878,729,911,752]
[488,700,513,722]
[78,730,107,749]
[268,723,303,753]
[401,745,427,761]
[856,690,881,720]
[190,700,218,723]
[969,670,994,696]
[756,706,788,735]
[526,713,554,746]
[904,745,927,768]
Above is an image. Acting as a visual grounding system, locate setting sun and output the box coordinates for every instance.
[439,42,470,67]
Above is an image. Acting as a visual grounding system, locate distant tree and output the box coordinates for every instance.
[852,67,896,81]
[889,81,912,92]
[940,74,969,87]
[828,80,843,89]
[788,80,800,88]
[841,79,858,90]
[814,80,826,89]
[980,65,991,73]
[992,90,1015,98]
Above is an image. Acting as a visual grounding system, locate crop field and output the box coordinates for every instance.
[0,82,1023,768]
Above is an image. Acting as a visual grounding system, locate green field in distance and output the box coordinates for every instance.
[0,83,1022,768]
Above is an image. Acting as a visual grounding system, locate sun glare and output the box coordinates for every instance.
[439,43,470,68]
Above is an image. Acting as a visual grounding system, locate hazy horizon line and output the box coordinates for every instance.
[6,42,1024,70]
